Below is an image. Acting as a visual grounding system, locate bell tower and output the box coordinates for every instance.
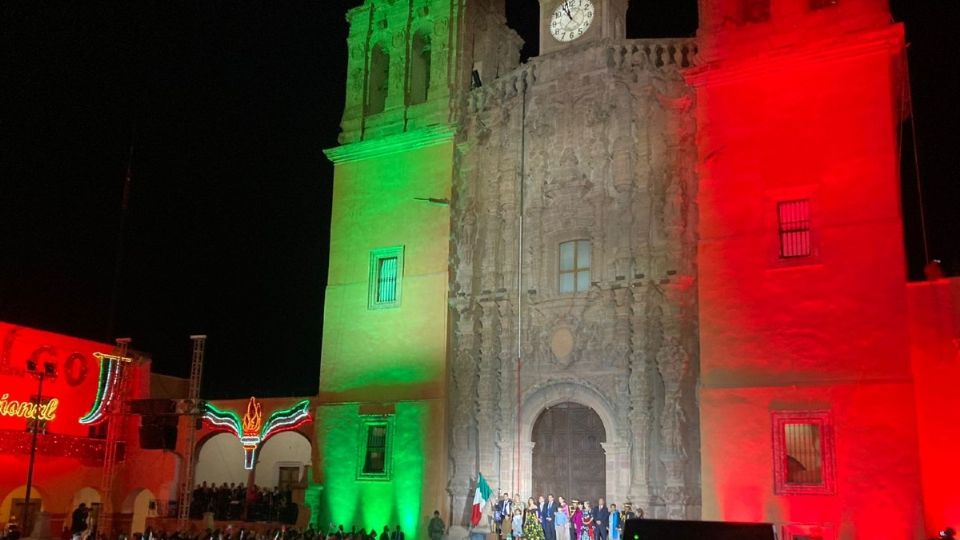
[316,0,521,535]
[538,0,628,55]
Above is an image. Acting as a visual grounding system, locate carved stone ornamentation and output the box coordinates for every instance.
[449,33,700,519]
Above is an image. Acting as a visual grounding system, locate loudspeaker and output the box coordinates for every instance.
[139,416,178,450]
[622,519,776,540]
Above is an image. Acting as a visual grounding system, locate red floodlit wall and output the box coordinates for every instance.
[0,322,126,436]
[688,3,925,537]
[908,278,960,536]
[0,322,178,534]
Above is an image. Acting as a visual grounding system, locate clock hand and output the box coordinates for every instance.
[562,3,573,20]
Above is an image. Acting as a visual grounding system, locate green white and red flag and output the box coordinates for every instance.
[470,473,493,526]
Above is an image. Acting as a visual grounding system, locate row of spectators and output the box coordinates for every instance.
[191,483,297,524]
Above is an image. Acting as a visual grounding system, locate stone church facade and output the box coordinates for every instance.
[448,31,701,520]
[314,1,957,539]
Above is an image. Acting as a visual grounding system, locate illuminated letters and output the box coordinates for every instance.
[0,393,59,422]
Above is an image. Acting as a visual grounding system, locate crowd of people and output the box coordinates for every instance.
[191,482,298,524]
[491,494,642,540]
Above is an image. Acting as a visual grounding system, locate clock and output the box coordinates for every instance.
[549,0,595,43]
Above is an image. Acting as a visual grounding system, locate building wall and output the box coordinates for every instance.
[688,1,924,537]
[317,126,455,537]
[0,323,178,536]
[908,278,960,536]
[449,33,701,521]
[314,400,445,535]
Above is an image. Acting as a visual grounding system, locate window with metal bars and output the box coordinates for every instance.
[740,0,771,23]
[559,240,591,294]
[368,246,403,309]
[809,0,838,11]
[777,199,812,259]
[362,424,387,474]
[784,423,823,484]
[357,418,393,480]
[772,411,836,495]
[376,257,398,303]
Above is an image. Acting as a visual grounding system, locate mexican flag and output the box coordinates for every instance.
[470,473,493,526]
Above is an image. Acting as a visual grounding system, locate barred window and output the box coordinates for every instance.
[740,0,771,23]
[772,411,836,495]
[784,423,823,484]
[777,199,812,258]
[809,0,838,10]
[559,240,591,294]
[363,424,388,474]
[783,523,831,540]
[358,418,393,480]
[368,246,403,309]
[376,257,398,303]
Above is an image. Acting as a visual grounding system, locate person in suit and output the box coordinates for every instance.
[496,493,513,538]
[593,499,609,540]
[542,495,557,540]
[391,525,404,540]
[70,503,89,540]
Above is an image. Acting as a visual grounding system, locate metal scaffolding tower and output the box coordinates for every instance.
[177,335,206,529]
[98,337,132,535]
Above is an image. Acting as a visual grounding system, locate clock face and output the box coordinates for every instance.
[550,0,595,43]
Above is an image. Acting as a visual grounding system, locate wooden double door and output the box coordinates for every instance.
[531,402,606,504]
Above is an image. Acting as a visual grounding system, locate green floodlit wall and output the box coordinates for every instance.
[315,401,445,538]
[317,131,453,540]
[320,134,453,400]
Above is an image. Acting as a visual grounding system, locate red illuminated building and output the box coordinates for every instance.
[0,322,179,537]
[687,0,958,537]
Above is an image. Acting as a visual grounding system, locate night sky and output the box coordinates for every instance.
[1,1,957,398]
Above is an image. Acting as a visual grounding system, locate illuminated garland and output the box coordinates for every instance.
[78,352,131,425]
[0,428,107,464]
[202,397,311,469]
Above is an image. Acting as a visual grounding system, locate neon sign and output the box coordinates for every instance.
[78,352,132,425]
[203,397,311,469]
[0,394,59,421]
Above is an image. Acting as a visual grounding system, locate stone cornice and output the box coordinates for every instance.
[324,124,457,164]
[684,24,904,87]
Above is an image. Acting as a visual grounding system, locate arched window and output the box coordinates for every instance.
[367,44,389,115]
[409,30,432,105]
[559,240,591,294]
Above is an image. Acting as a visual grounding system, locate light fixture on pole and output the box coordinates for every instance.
[22,358,57,535]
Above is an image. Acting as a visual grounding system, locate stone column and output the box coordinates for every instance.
[655,338,689,520]
[519,441,535,498]
[601,440,630,506]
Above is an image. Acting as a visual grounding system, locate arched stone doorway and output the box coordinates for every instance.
[532,403,606,503]
[516,381,629,506]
